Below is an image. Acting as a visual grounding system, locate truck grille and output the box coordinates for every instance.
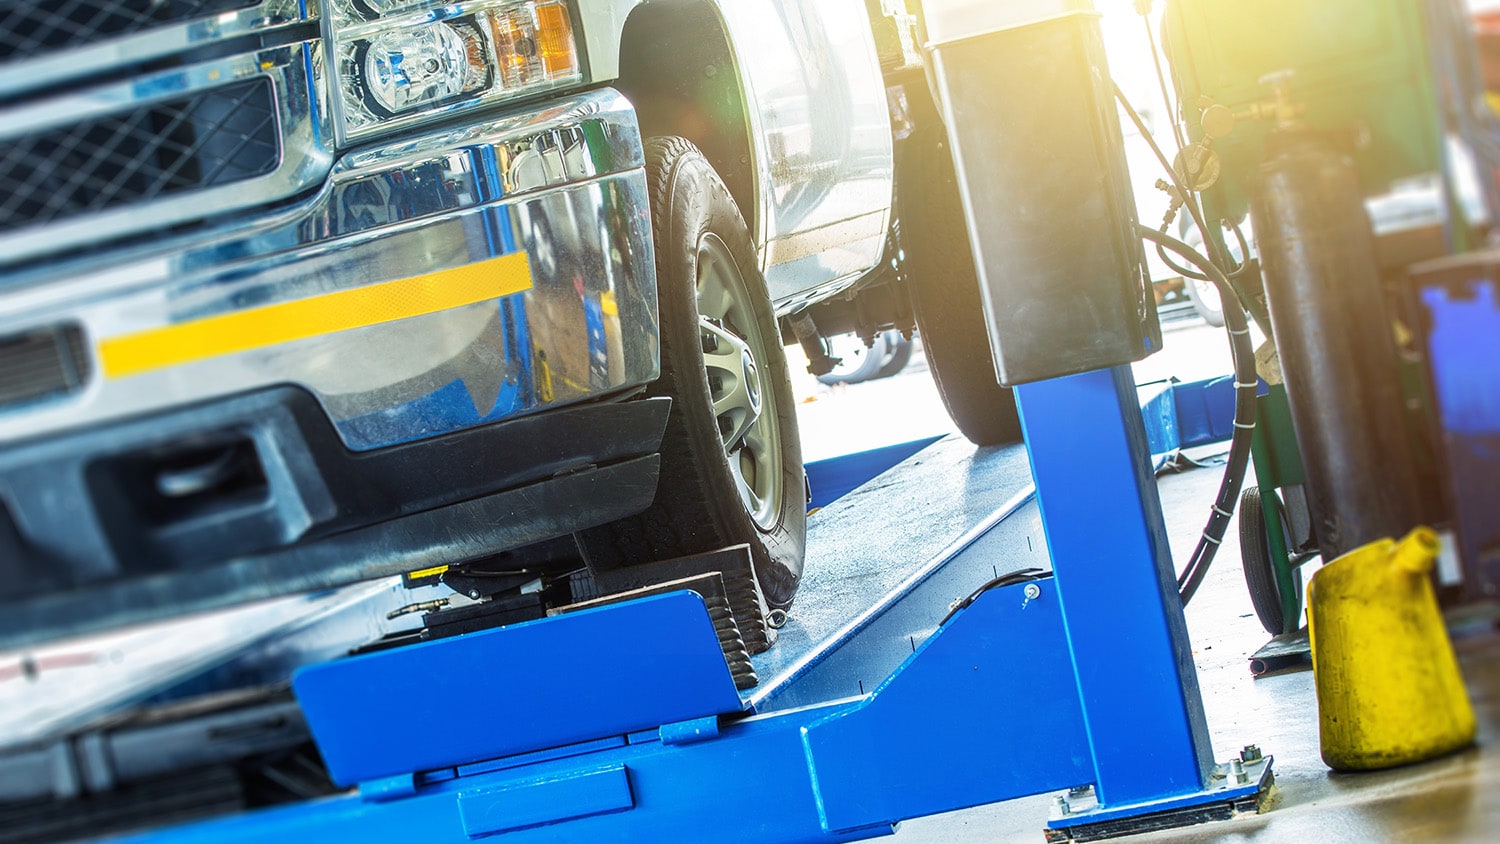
[0,0,259,64]
[0,78,280,234]
[0,323,91,410]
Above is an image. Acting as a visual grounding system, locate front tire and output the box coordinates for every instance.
[578,138,806,610]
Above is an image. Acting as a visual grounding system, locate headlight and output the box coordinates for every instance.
[329,0,582,144]
[362,22,486,115]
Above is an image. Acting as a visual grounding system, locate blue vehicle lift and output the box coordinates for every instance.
[108,366,1271,844]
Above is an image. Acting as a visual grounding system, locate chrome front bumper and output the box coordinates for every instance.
[0,87,659,452]
[0,88,667,648]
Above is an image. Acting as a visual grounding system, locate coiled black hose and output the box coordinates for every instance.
[1113,82,1259,606]
[1138,227,1259,605]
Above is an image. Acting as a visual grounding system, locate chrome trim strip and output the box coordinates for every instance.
[0,0,313,99]
[1,46,296,137]
[0,89,657,452]
[4,89,640,301]
[331,0,524,37]
[0,40,333,269]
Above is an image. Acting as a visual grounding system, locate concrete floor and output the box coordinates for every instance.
[796,317,1500,843]
[886,458,1500,843]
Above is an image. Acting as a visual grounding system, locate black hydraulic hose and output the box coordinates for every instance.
[1157,220,1255,283]
[939,567,1047,626]
[1141,10,1188,155]
[1228,219,1253,264]
[1157,242,1210,281]
[1115,79,1259,605]
[1157,242,1224,282]
[1114,82,1259,316]
[1139,226,1259,606]
[1114,81,1214,255]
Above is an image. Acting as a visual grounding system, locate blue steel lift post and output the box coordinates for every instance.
[119,363,1271,844]
[1020,368,1216,806]
[1018,369,1272,836]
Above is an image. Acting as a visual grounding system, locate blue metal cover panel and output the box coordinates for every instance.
[118,701,884,844]
[457,764,634,836]
[122,583,1089,844]
[1423,280,1500,435]
[1421,277,1500,594]
[801,579,1092,833]
[1172,375,1239,448]
[1138,381,1179,459]
[293,591,744,786]
[1138,376,1241,463]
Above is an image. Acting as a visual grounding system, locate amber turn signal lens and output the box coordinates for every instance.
[534,2,579,79]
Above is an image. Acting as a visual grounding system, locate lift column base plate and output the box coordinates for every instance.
[1043,756,1274,843]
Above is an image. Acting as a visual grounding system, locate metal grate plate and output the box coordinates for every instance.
[0,323,91,410]
[0,0,258,64]
[0,78,280,233]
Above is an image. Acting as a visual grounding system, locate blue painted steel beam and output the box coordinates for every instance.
[801,578,1090,832]
[1015,367,1215,808]
[749,437,1042,716]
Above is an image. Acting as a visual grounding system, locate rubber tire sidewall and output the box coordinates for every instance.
[898,126,1024,447]
[578,137,806,610]
[874,331,914,379]
[1187,278,1227,327]
[1240,486,1289,635]
[817,332,891,385]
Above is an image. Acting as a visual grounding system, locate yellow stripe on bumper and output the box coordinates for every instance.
[100,252,533,379]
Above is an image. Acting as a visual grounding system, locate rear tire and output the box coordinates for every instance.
[817,330,911,385]
[1186,276,1227,327]
[577,137,806,610]
[817,332,892,385]
[875,331,914,379]
[899,127,1023,446]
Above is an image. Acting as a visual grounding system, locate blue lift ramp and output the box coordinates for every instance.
[116,365,1271,844]
[129,579,1104,843]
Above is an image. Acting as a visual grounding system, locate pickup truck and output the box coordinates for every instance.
[0,0,1020,650]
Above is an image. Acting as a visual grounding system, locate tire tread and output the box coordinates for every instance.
[578,137,806,610]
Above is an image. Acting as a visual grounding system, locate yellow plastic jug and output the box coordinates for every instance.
[1307,527,1477,771]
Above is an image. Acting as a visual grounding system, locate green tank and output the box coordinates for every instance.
[1163,0,1444,220]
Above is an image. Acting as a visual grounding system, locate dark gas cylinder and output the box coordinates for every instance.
[1250,135,1425,561]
